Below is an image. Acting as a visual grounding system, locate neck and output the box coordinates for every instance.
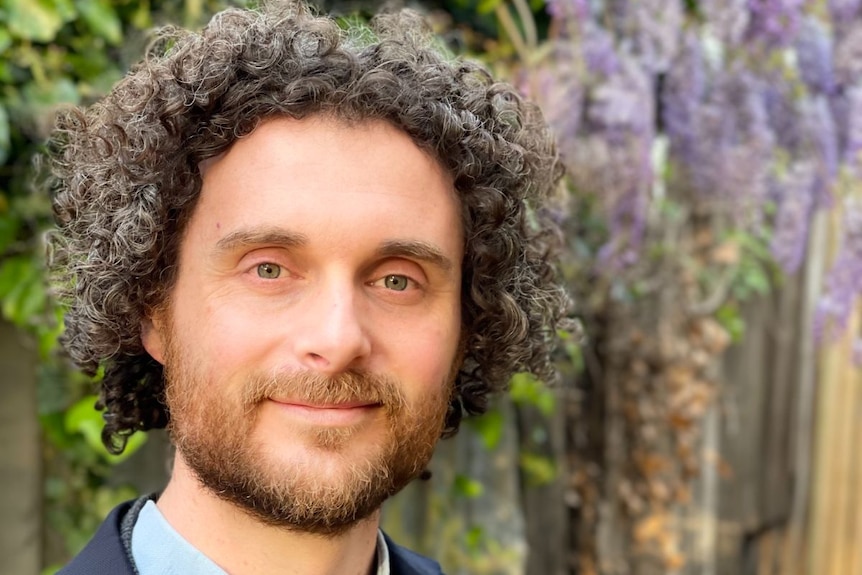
[156,453,380,575]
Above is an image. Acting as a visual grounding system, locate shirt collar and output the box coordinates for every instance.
[132,500,390,575]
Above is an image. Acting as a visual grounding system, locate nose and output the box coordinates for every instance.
[292,279,371,375]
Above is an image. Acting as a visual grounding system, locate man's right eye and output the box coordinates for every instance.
[256,263,282,279]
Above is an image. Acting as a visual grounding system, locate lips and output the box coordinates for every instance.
[266,398,383,426]
[269,398,382,409]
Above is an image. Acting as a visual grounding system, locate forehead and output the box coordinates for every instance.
[187,115,463,260]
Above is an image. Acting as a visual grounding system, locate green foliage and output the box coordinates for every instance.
[715,302,747,344]
[453,473,485,498]
[730,230,777,301]
[509,372,555,416]
[65,395,148,463]
[0,256,47,327]
[466,408,505,450]
[0,0,240,565]
[0,103,10,164]
[476,0,503,16]
[3,0,76,43]
[463,525,485,551]
[76,0,124,45]
[519,451,557,486]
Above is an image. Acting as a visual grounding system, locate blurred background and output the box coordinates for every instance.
[1,0,861,574]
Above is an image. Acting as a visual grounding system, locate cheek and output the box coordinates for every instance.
[388,316,461,396]
[174,299,281,382]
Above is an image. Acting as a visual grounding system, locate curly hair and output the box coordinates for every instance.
[47,1,569,453]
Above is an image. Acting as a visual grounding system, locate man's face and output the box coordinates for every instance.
[142,116,464,534]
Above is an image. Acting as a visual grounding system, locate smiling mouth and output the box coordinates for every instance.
[267,398,383,426]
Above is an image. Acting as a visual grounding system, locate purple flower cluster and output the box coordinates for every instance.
[533,0,862,338]
[832,23,862,89]
[545,0,589,25]
[582,23,620,76]
[663,53,774,227]
[746,0,806,49]
[661,32,706,170]
[831,0,862,38]
[831,0,862,22]
[770,163,816,273]
[578,48,655,268]
[801,96,839,207]
[701,0,750,44]
[815,199,862,341]
[528,4,657,269]
[795,16,836,96]
[833,85,862,172]
[622,0,683,74]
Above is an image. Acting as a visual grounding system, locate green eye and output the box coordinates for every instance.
[383,274,409,291]
[257,263,281,279]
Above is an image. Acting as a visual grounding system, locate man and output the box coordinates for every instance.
[47,2,568,574]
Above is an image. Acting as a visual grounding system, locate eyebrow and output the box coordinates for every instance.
[213,227,309,253]
[212,228,455,272]
[376,240,455,273]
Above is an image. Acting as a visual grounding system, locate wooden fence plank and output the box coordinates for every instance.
[0,320,40,575]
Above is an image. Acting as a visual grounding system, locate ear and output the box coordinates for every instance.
[141,314,166,365]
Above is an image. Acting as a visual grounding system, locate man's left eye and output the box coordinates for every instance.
[382,274,410,291]
[257,263,282,279]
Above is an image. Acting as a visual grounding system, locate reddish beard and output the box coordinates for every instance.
[163,345,452,536]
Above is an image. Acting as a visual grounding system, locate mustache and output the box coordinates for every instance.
[241,370,407,412]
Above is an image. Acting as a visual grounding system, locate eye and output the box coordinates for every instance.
[383,274,410,291]
[257,263,282,279]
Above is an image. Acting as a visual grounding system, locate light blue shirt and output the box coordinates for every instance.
[131,500,390,574]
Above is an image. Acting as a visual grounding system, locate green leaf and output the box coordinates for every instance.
[477,0,503,14]
[64,395,104,449]
[0,255,31,298]
[4,0,76,42]
[453,473,484,499]
[13,278,45,323]
[37,317,64,358]
[0,28,12,54]
[75,0,122,45]
[464,526,484,551]
[0,104,9,165]
[0,212,20,254]
[519,452,557,486]
[715,303,746,343]
[0,257,46,326]
[40,412,73,449]
[65,42,113,80]
[130,0,153,29]
[64,395,148,463]
[21,76,80,109]
[510,372,556,416]
[467,409,504,450]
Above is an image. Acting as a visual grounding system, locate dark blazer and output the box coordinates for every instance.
[58,500,443,575]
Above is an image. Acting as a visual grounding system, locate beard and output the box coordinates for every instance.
[162,337,452,536]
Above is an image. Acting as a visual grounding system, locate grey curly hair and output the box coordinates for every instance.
[47,1,569,453]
